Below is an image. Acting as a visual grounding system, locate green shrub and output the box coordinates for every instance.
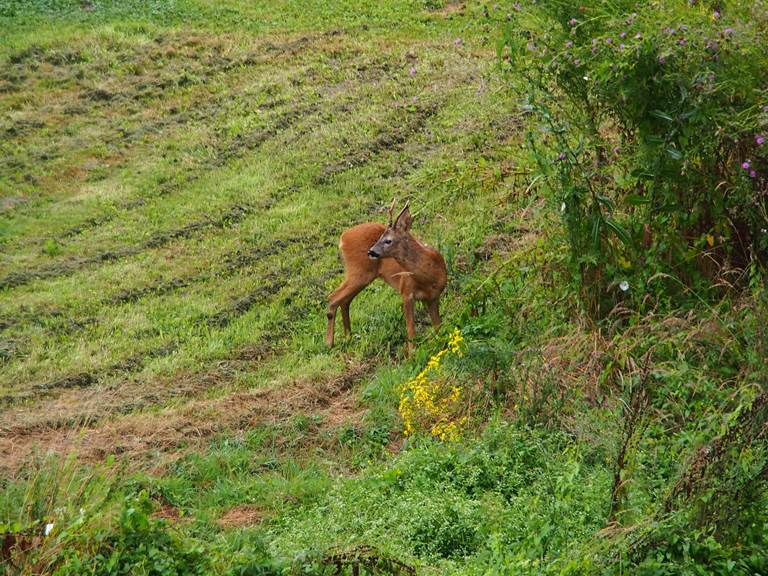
[499,0,768,316]
[53,490,209,576]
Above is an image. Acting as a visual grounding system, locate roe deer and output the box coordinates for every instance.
[326,200,447,352]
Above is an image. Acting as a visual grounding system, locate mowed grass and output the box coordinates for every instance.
[1,0,529,493]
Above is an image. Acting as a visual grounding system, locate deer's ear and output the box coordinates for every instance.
[394,203,412,232]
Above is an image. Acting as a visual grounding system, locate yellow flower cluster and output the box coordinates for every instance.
[398,328,466,441]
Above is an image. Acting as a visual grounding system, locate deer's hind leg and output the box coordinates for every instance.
[326,274,375,347]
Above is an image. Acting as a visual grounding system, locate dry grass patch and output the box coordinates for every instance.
[216,505,263,529]
[0,361,372,476]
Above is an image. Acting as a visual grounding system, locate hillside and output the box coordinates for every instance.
[1,1,766,574]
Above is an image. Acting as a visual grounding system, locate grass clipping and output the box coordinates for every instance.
[399,328,466,441]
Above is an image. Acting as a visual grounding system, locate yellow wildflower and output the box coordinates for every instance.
[398,328,466,441]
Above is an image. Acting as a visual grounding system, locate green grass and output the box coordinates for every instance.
[2,1,766,575]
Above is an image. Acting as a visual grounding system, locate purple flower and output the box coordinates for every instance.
[606,37,613,44]
[750,170,757,178]
[619,43,626,50]
[742,161,751,170]
[620,32,627,39]
[613,146,621,155]
[557,152,567,162]
[713,10,720,18]
[724,27,734,35]
[454,38,463,46]
[658,54,667,64]
[568,17,577,26]
[565,40,574,49]
[764,105,768,112]
[409,66,417,76]
[635,32,642,40]
[411,96,418,104]
[677,38,686,45]
[573,58,581,66]
[592,38,598,46]
[756,135,766,146]
[513,2,521,10]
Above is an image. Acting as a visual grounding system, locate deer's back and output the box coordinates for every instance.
[339,223,387,275]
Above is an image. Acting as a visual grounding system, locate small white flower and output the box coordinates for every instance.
[44,523,54,536]
[560,202,566,213]
[619,280,629,292]
[762,228,767,234]
[583,75,589,81]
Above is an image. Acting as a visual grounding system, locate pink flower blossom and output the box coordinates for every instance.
[756,135,766,146]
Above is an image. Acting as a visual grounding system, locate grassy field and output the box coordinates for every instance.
[1,1,766,574]
[0,0,508,451]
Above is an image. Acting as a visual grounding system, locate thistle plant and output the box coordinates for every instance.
[498,0,768,315]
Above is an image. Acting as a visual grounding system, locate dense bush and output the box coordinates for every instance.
[499,0,768,316]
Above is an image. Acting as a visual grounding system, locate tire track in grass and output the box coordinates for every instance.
[0,203,254,290]
[316,102,440,184]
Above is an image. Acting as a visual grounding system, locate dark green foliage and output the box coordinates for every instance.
[498,0,768,316]
[53,491,209,576]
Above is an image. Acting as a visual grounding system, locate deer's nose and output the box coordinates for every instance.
[368,249,380,259]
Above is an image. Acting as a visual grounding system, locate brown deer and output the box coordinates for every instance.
[326,200,447,351]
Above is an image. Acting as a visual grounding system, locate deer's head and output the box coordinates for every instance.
[368,200,412,260]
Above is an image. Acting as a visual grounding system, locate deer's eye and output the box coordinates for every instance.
[384,239,392,245]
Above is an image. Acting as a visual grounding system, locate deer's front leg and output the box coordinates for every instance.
[403,293,416,355]
[426,299,441,328]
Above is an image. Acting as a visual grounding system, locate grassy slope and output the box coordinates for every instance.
[1,1,766,575]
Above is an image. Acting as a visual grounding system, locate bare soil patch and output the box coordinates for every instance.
[217,505,262,528]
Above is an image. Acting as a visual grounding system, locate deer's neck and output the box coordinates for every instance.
[396,236,444,286]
